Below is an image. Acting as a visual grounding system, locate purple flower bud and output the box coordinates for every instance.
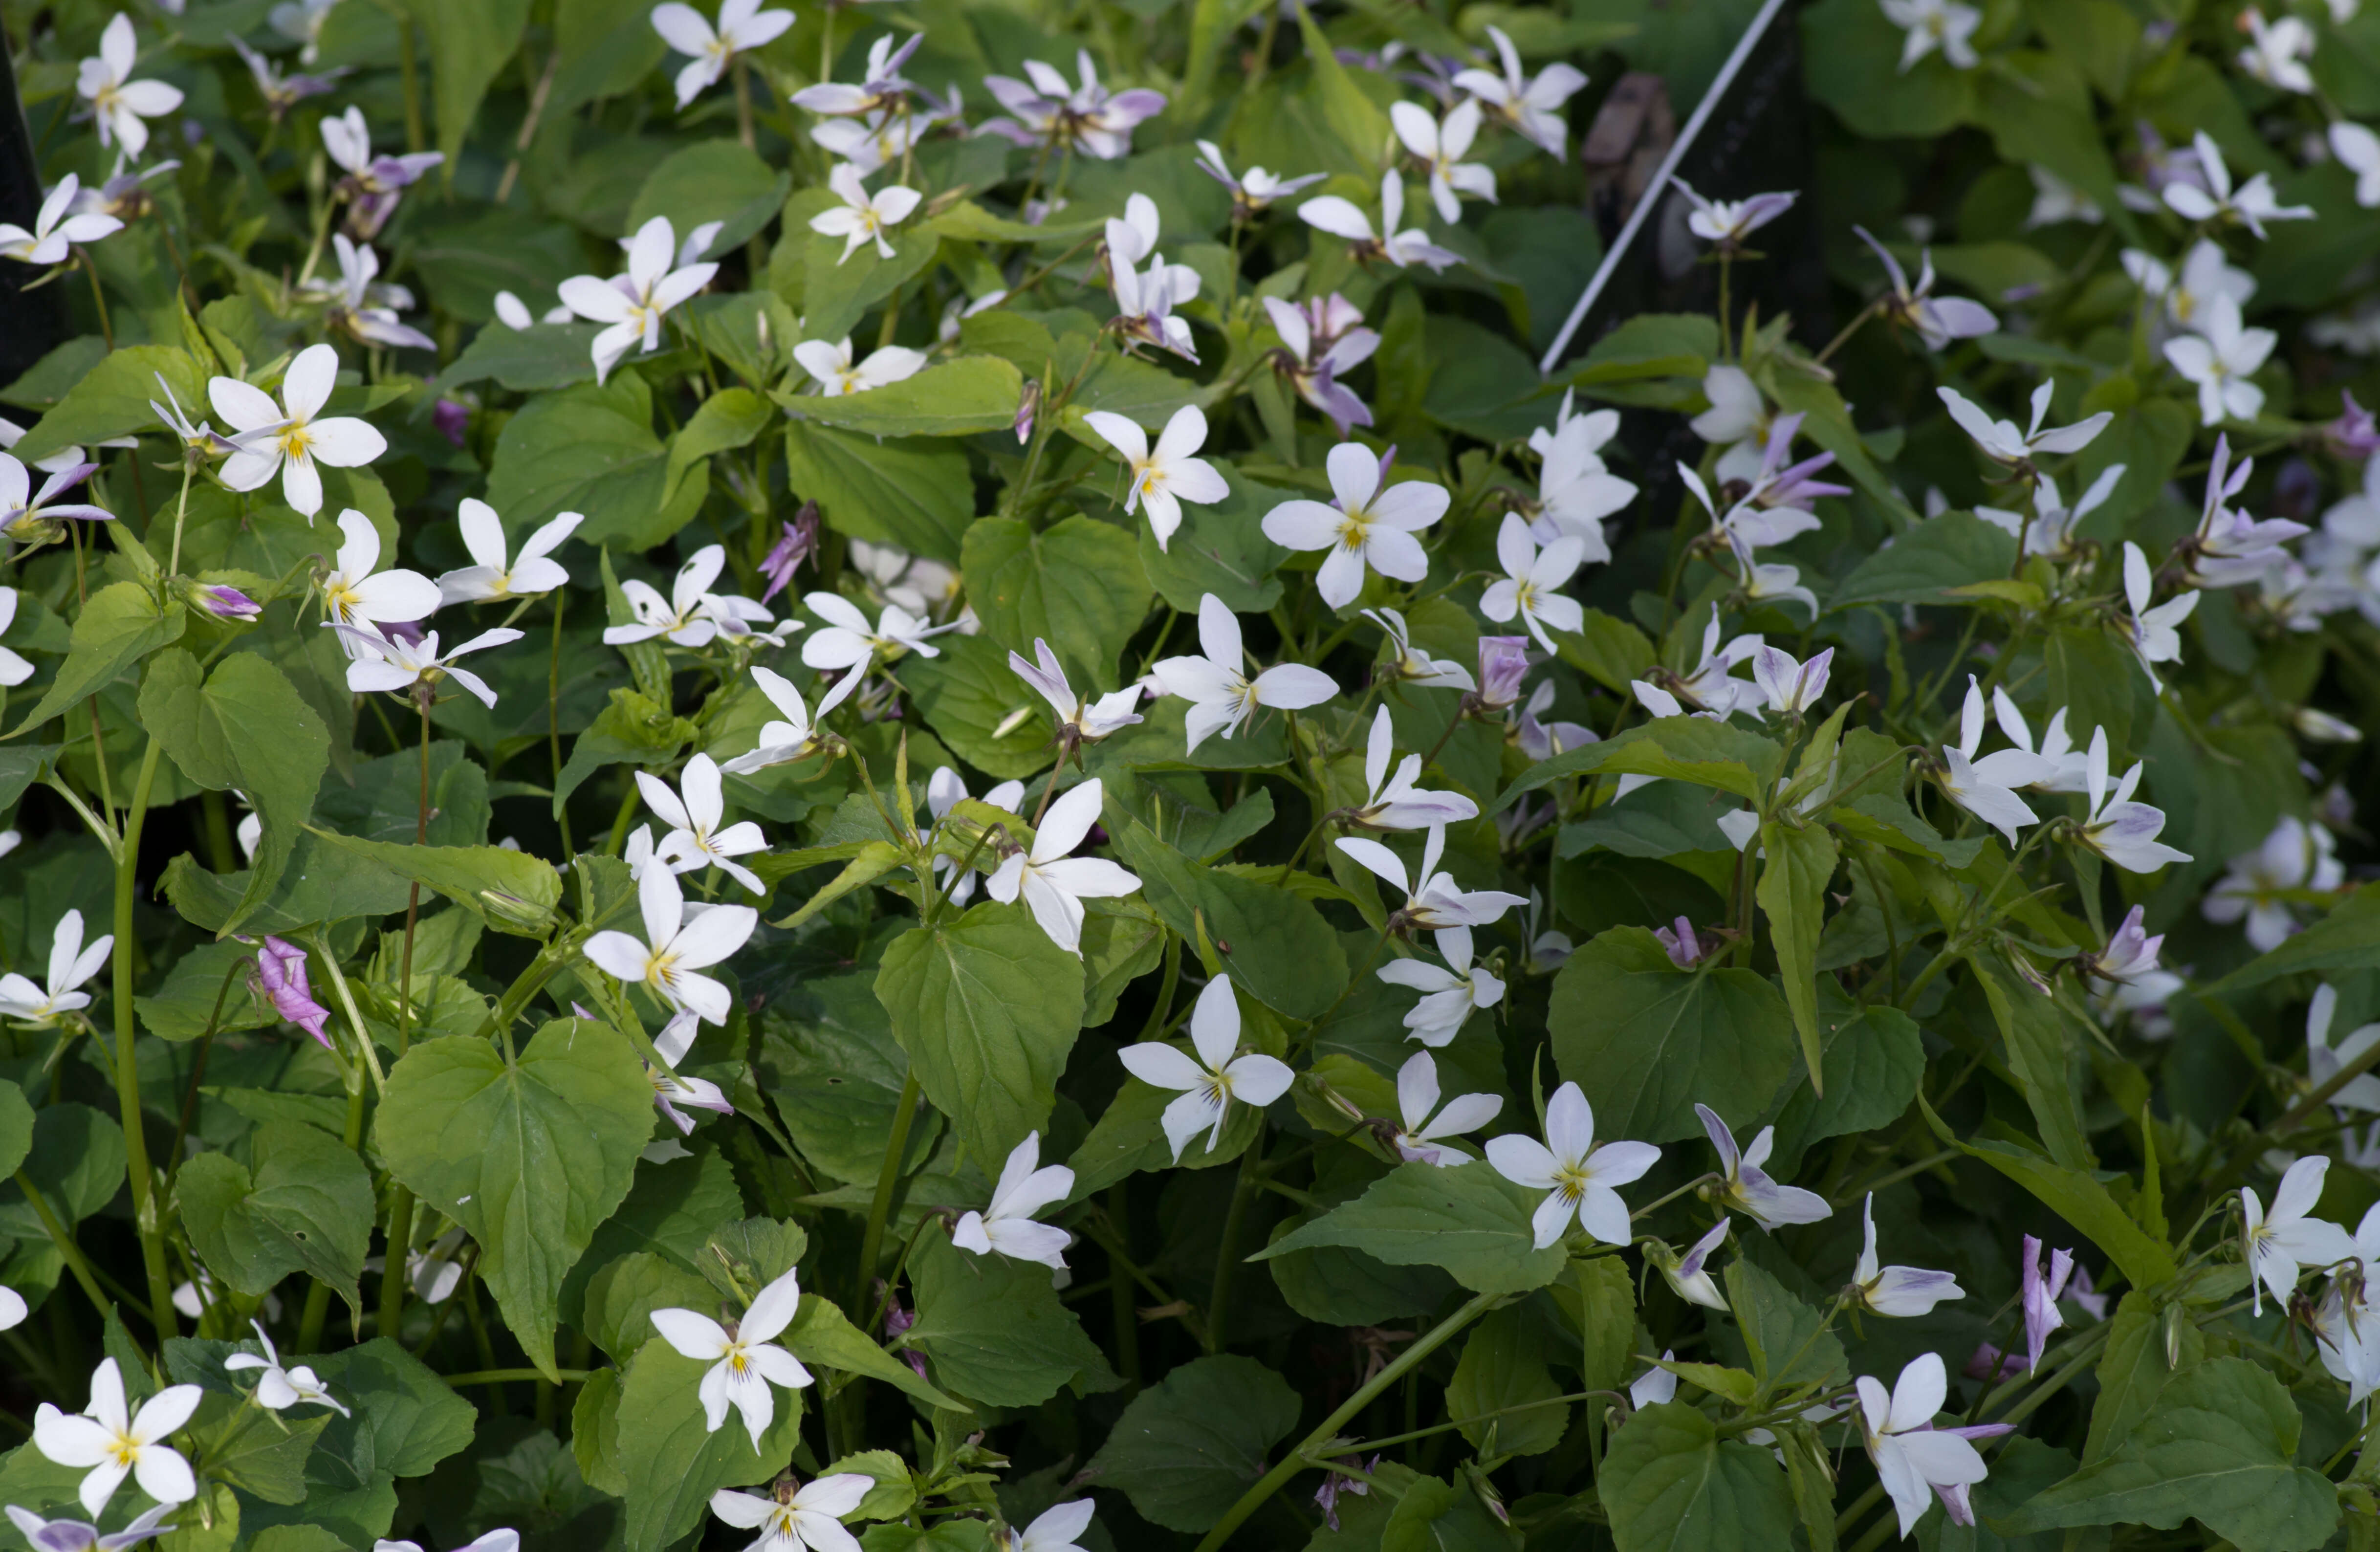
[1475,636,1531,711]
[1013,378,1040,445]
[254,936,333,1048]
[2331,392,2380,459]
[759,503,819,605]
[432,398,470,448]
[1654,916,1702,968]
[197,584,262,620]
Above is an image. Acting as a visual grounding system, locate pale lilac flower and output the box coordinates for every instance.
[1879,0,1980,70]
[985,778,1142,955]
[1313,1470,1371,1535]
[1377,926,1506,1046]
[640,754,768,895]
[2162,131,2312,238]
[651,0,794,108]
[1391,98,1495,223]
[32,1360,201,1517]
[1698,1104,1830,1229]
[646,1008,734,1134]
[1265,295,1378,433]
[334,624,524,708]
[1668,607,1765,717]
[0,910,114,1025]
[228,35,344,120]
[225,1322,347,1416]
[1854,225,1996,349]
[1087,406,1227,550]
[1263,443,1447,609]
[0,451,111,542]
[1117,974,1293,1160]
[721,665,860,775]
[1856,1354,1992,1538]
[78,16,183,163]
[791,32,921,116]
[1108,248,1201,361]
[1364,607,1474,690]
[2164,294,2275,427]
[979,51,1165,159]
[1010,638,1143,746]
[1485,1081,1660,1249]
[1679,460,1818,556]
[0,175,122,265]
[2086,905,2184,1018]
[2016,1236,2072,1374]
[558,217,718,383]
[255,936,331,1047]
[375,1534,520,1552]
[2114,541,2199,689]
[1451,25,1585,157]
[1480,514,1584,653]
[2072,727,2191,874]
[311,234,434,351]
[1345,706,1477,830]
[1514,679,1593,762]
[1650,1220,1730,1309]
[651,1267,813,1447]
[319,107,441,238]
[758,505,819,603]
[1849,1194,1964,1315]
[1654,917,1703,968]
[2178,437,2304,587]
[210,344,389,517]
[437,502,579,604]
[581,861,759,1025]
[3,1502,175,1552]
[2242,1156,2358,1313]
[952,1132,1074,1269]
[2204,815,2342,950]
[1673,180,1796,249]
[1751,645,1832,717]
[1298,173,1462,272]
[1194,140,1323,219]
[1474,635,1531,712]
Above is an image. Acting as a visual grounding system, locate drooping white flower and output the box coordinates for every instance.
[1854,226,1996,349]
[0,909,114,1025]
[319,508,441,655]
[225,1321,349,1416]
[1337,824,1528,932]
[1117,974,1294,1160]
[317,107,442,238]
[1878,0,1981,70]
[558,217,719,383]
[645,1007,734,1134]
[1297,173,1462,272]
[2205,815,2343,950]
[437,502,580,604]
[1479,514,1584,654]
[2086,903,2184,1021]
[650,0,795,108]
[1390,98,1495,224]
[650,1267,812,1447]
[0,175,123,265]
[1697,1103,1830,1229]
[1857,1354,1992,1538]
[1849,1194,1964,1316]
[1084,406,1226,551]
[1450,25,1584,156]
[1974,465,2124,562]
[607,546,728,649]
[994,1501,1095,1552]
[2242,1155,2359,1313]
[721,665,861,775]
[1192,141,1324,217]
[1939,676,2055,843]
[1149,594,1336,752]
[32,1359,202,1517]
[707,1476,871,1552]
[1385,1050,1502,1166]
[640,754,768,895]
[801,591,955,671]
[985,778,1141,955]
[2164,293,2275,427]
[1008,638,1144,747]
[1377,926,1506,1046]
[582,862,759,1024]
[1262,444,1448,610]
[1650,1220,1731,1310]
[1987,688,2088,791]
[2238,9,2315,94]
[2114,540,2199,689]
[78,15,184,163]
[2162,131,2312,239]
[333,624,524,708]
[1938,382,2110,469]
[1344,706,1477,831]
[2071,727,2191,874]
[791,32,922,117]
[952,1132,1075,1269]
[1363,607,1474,690]
[1486,1081,1660,1249]
[211,344,389,518]
[808,162,921,264]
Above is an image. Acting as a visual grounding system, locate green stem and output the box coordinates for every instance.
[441,1367,591,1387]
[854,1069,922,1317]
[160,957,244,1205]
[1190,1290,1505,1552]
[549,589,573,855]
[1203,1119,1264,1354]
[14,1171,112,1320]
[112,739,177,1338]
[1107,1182,1140,1393]
[379,696,433,1348]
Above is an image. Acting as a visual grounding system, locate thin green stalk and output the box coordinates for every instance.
[854,1069,922,1316]
[14,1171,112,1320]
[379,694,434,1347]
[161,956,245,1204]
[1107,1182,1140,1393]
[1202,1119,1265,1353]
[112,739,177,1338]
[441,1367,591,1387]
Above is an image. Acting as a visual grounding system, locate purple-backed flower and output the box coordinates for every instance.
[1654,916,1703,968]
[1963,1342,2019,1382]
[1474,635,1531,712]
[790,32,921,117]
[646,1009,735,1133]
[1698,1103,1831,1229]
[1650,1218,1730,1308]
[1849,1193,1964,1315]
[431,398,470,447]
[1854,225,1996,350]
[196,583,262,620]
[759,503,819,604]
[1012,378,1039,445]
[1193,140,1323,221]
[1673,180,1796,251]
[254,937,332,1048]
[2017,1234,2072,1374]
[229,36,346,121]
[2329,392,2380,459]
[4,1502,177,1552]
[308,234,436,353]
[1,452,112,545]
[980,51,1164,159]
[1264,294,1378,433]
[321,107,442,240]
[1923,1418,2018,1527]
[1313,1455,1378,1531]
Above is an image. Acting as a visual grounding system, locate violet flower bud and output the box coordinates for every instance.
[1474,635,1531,711]
[431,398,471,448]
[254,936,333,1048]
[190,582,262,620]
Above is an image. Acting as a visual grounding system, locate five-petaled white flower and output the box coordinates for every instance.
[1751,644,1833,718]
[0,909,114,1026]
[1298,173,1462,272]
[1697,1103,1830,1229]
[640,753,769,895]
[1377,926,1506,1047]
[437,502,579,604]
[2114,541,2199,690]
[707,1475,871,1552]
[1390,99,1495,224]
[1857,1354,1994,1538]
[320,508,441,653]
[1009,637,1143,746]
[1337,823,1528,932]
[1085,406,1226,551]
[375,1533,521,1552]
[2239,10,2316,95]
[1938,676,2054,843]
[582,862,759,1025]
[1385,1050,1502,1166]
[810,162,921,264]
[1192,141,1324,217]
[1480,513,1585,654]
[2164,292,2274,428]
[225,1321,349,1416]
[211,344,389,518]
[801,591,955,671]
[1486,1081,1660,1249]
[1938,381,2110,469]
[78,15,184,162]
[1262,444,1448,610]
[1345,706,1477,831]
[1879,0,1981,71]
[2206,816,2342,952]
[558,216,719,383]
[651,1267,813,1447]
[2071,727,2191,874]
[1118,974,1294,1161]
[984,777,1142,955]
[1150,593,1336,752]
[1450,25,1585,157]
[721,664,861,775]
[794,335,926,398]
[2243,1155,2358,1314]
[953,1131,1076,1269]
[0,175,123,265]
[2162,131,2312,239]
[609,545,729,648]
[651,0,795,108]
[1673,180,1796,248]
[32,1359,203,1517]
[1849,1193,1964,1315]
[334,624,524,708]
[1987,687,2088,791]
